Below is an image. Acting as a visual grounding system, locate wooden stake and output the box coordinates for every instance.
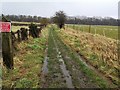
[2,15,13,69]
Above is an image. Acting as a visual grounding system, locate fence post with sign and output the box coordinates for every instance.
[1,15,13,69]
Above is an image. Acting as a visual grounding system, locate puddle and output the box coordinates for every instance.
[77,54,89,67]
[42,48,49,76]
[42,48,48,75]
[42,56,48,74]
[51,31,74,88]
[59,57,74,88]
[41,47,49,88]
[75,52,117,87]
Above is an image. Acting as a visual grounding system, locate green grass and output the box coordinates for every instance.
[12,21,40,25]
[54,27,117,88]
[43,26,66,88]
[2,28,48,88]
[67,24,118,40]
[11,21,41,32]
[11,26,28,32]
[61,28,119,87]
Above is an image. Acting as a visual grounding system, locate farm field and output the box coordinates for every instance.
[11,21,41,32]
[66,24,118,40]
[2,24,119,88]
[12,21,40,25]
[11,26,29,32]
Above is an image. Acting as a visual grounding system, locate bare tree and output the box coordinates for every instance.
[53,11,66,29]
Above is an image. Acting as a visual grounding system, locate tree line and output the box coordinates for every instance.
[1,14,118,26]
[66,17,118,26]
[1,15,42,22]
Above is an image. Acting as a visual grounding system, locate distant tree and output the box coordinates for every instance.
[53,11,66,29]
[20,28,28,40]
[33,16,38,22]
[40,18,49,26]
[65,16,118,26]
[29,23,39,38]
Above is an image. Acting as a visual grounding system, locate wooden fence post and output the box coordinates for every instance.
[89,25,91,33]
[16,30,21,42]
[2,15,13,69]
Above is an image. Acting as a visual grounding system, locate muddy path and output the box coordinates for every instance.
[52,29,99,88]
[40,28,68,88]
[40,26,117,88]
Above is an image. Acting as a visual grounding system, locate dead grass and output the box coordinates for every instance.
[58,27,119,86]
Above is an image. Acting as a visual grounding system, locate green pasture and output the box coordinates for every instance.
[66,24,118,40]
[12,21,40,25]
[11,26,29,32]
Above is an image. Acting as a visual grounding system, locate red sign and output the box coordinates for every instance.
[0,22,11,32]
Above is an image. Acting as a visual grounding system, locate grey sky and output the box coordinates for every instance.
[1,0,119,19]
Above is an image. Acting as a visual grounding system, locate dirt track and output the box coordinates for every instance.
[40,26,118,88]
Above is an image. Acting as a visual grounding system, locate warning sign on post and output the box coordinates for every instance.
[0,22,11,32]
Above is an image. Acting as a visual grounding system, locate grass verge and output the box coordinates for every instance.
[54,27,116,88]
[2,28,48,88]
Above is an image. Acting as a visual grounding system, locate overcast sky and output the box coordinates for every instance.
[0,0,119,19]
